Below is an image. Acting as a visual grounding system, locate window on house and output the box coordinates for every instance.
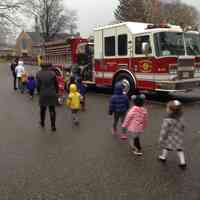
[104,36,115,56]
[135,35,152,55]
[118,34,128,56]
[21,38,28,50]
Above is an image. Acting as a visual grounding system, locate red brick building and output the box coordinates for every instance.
[16,31,44,58]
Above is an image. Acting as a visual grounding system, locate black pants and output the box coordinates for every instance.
[71,109,79,124]
[134,137,142,151]
[29,89,34,97]
[40,105,56,128]
[21,82,27,93]
[13,75,17,90]
[113,112,126,130]
[17,77,22,91]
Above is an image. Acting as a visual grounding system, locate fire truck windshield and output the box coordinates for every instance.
[154,32,185,56]
[154,32,200,57]
[185,33,200,56]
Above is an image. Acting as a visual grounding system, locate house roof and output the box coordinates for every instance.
[26,32,44,43]
[26,32,70,43]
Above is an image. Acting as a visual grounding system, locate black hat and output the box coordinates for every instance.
[131,94,146,107]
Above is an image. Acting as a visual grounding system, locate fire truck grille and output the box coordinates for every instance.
[175,81,200,90]
[177,57,195,80]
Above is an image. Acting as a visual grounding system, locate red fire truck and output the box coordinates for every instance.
[47,22,200,95]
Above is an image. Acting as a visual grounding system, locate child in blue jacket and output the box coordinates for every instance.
[109,82,129,138]
[27,75,36,99]
[77,77,86,111]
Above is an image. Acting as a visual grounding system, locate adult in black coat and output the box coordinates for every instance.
[36,64,58,131]
[10,58,19,90]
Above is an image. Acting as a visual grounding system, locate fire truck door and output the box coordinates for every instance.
[135,34,156,90]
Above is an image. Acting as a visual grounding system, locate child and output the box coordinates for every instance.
[158,100,186,169]
[27,75,36,99]
[66,84,81,125]
[122,94,148,155]
[67,76,76,93]
[77,77,86,111]
[109,82,129,139]
[15,61,25,92]
[21,71,28,93]
[64,71,70,92]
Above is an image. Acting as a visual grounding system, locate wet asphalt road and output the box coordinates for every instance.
[1,63,200,200]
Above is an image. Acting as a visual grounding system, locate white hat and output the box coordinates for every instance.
[18,61,24,65]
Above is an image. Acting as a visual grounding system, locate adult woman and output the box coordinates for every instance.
[36,64,58,131]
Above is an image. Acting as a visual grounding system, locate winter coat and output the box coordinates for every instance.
[36,69,58,106]
[159,115,185,150]
[67,84,81,110]
[27,76,36,91]
[109,82,129,114]
[15,61,25,78]
[122,106,148,134]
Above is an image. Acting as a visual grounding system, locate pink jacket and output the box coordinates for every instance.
[122,106,148,133]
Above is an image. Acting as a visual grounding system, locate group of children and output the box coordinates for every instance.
[14,60,86,126]
[14,62,187,169]
[109,82,187,169]
[15,61,37,99]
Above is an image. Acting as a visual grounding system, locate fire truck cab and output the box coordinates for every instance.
[87,22,200,94]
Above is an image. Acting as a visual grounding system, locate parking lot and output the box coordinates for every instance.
[1,63,200,200]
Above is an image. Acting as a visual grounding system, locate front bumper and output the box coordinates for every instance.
[155,78,200,92]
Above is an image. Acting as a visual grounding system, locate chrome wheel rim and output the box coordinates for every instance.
[121,79,130,94]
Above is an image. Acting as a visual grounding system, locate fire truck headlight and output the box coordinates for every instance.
[195,68,200,73]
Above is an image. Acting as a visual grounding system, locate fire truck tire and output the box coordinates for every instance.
[114,73,136,96]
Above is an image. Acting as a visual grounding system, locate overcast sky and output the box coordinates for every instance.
[65,0,200,37]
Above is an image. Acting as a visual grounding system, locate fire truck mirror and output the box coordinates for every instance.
[142,42,150,56]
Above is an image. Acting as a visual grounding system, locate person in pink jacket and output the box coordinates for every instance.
[122,94,148,155]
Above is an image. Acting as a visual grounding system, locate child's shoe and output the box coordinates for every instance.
[75,121,79,126]
[119,134,128,140]
[133,150,143,156]
[158,155,167,163]
[51,126,56,132]
[128,145,136,153]
[73,119,79,126]
[179,163,187,170]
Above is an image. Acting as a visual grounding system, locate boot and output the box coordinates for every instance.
[158,149,168,162]
[177,151,186,169]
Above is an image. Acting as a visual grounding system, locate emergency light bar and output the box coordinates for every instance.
[146,24,170,29]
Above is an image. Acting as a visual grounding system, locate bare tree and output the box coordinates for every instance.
[115,0,146,22]
[24,0,77,42]
[0,0,26,46]
[160,1,199,28]
[114,0,199,27]
[0,0,23,29]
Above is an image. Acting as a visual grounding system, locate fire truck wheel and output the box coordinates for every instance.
[114,73,135,96]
